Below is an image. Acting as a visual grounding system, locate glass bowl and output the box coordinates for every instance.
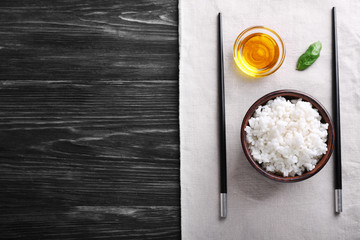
[233,26,286,77]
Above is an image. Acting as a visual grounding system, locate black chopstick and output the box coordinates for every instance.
[332,7,342,214]
[218,12,227,218]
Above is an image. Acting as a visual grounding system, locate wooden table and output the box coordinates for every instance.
[0,0,180,239]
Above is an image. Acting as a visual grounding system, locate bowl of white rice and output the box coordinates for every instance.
[241,90,334,182]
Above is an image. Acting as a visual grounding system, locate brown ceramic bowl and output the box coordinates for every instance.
[241,90,335,182]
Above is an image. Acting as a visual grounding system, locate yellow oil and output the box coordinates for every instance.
[236,33,279,73]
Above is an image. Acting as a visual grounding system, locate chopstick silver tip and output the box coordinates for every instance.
[335,189,342,213]
[220,193,227,218]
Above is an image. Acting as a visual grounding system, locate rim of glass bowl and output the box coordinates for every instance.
[233,26,286,78]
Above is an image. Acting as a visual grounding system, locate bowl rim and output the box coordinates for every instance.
[233,26,286,78]
[240,89,335,182]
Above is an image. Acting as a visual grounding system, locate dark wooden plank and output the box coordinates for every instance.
[0,0,178,81]
[0,0,180,239]
[1,206,180,239]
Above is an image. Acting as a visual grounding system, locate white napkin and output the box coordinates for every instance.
[179,0,360,239]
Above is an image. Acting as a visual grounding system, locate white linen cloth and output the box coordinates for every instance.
[179,0,360,239]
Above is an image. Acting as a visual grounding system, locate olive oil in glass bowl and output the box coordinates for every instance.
[233,26,285,77]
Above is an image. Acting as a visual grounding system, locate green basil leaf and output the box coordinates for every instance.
[296,41,322,70]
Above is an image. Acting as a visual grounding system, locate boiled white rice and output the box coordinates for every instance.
[245,96,328,177]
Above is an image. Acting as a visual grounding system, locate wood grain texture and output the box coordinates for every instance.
[0,0,180,239]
